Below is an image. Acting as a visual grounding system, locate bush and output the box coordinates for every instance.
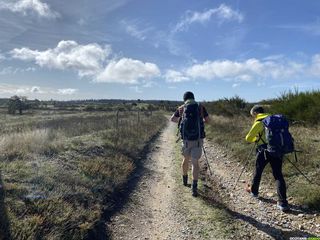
[203,96,251,117]
[269,89,320,124]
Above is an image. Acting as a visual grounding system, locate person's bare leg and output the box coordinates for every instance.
[191,158,199,181]
[182,156,190,186]
[191,158,199,196]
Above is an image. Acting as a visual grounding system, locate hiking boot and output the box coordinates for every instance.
[183,175,188,186]
[246,184,258,198]
[192,188,198,197]
[250,192,259,198]
[277,202,290,212]
[192,180,198,197]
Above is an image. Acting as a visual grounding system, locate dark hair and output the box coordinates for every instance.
[183,91,195,101]
[250,105,265,115]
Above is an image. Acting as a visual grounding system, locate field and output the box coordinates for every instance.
[0,109,166,239]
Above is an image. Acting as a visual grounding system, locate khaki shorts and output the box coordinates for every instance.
[181,139,203,161]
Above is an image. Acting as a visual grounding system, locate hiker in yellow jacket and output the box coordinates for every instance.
[245,105,289,211]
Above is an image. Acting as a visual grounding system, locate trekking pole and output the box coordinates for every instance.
[233,142,257,190]
[284,156,314,185]
[202,145,212,175]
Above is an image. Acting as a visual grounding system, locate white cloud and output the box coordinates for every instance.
[30,86,39,93]
[121,19,152,41]
[166,58,306,83]
[165,69,190,82]
[0,84,44,95]
[174,4,243,32]
[278,21,320,36]
[0,53,5,61]
[309,54,320,76]
[57,88,78,95]
[232,83,241,88]
[0,66,36,75]
[11,40,112,77]
[95,58,160,84]
[0,0,59,18]
[0,83,80,98]
[11,40,161,85]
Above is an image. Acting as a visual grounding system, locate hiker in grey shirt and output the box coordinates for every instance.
[171,91,209,197]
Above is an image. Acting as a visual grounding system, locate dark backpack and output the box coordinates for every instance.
[262,114,294,157]
[180,102,204,141]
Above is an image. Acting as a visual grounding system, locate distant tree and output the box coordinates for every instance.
[8,95,29,114]
[8,95,21,114]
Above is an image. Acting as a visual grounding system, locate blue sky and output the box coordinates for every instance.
[1,0,320,102]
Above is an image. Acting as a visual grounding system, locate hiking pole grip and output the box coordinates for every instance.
[233,143,256,190]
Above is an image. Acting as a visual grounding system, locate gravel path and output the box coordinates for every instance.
[108,122,191,240]
[204,141,320,239]
[107,121,320,240]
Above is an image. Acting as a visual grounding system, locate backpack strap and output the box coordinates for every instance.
[256,118,266,145]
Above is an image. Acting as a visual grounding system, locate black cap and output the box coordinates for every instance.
[183,91,195,101]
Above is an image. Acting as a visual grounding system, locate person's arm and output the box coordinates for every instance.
[201,105,210,123]
[170,114,179,123]
[245,121,263,143]
[170,107,182,123]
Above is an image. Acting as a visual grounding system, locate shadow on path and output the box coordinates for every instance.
[199,189,318,240]
[0,170,11,240]
[86,131,162,240]
[258,196,318,216]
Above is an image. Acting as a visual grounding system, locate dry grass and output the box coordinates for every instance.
[0,110,166,239]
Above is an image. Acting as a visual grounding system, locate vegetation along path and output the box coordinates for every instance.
[107,120,320,239]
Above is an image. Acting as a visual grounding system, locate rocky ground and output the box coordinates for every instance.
[107,121,320,240]
[203,141,320,239]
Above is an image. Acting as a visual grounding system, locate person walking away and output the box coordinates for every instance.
[245,105,289,211]
[170,91,209,197]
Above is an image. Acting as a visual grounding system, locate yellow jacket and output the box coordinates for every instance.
[245,113,269,145]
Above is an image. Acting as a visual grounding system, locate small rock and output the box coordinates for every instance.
[298,213,304,218]
[299,225,305,230]
[266,192,275,197]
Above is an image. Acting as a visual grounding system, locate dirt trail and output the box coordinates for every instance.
[108,121,190,239]
[107,121,320,240]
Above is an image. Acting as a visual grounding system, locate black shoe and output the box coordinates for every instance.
[192,180,198,197]
[192,188,198,197]
[183,175,188,186]
[277,202,290,212]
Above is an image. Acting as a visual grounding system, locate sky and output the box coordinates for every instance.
[1,0,320,102]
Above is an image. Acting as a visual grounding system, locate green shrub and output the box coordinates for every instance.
[203,96,251,117]
[269,89,320,124]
